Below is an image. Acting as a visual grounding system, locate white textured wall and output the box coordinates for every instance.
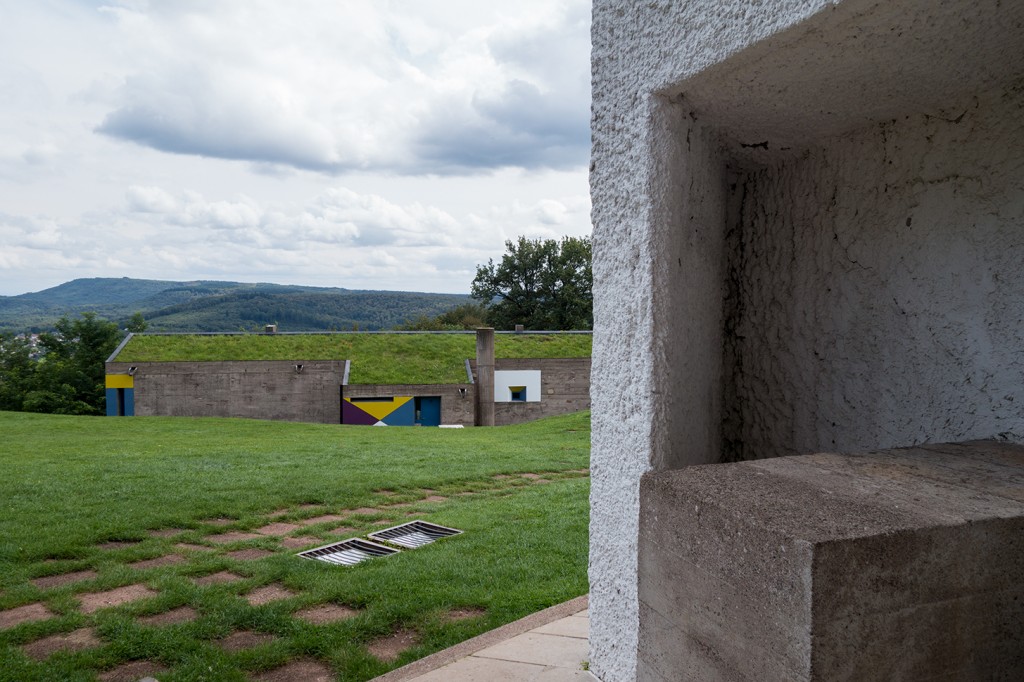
[590,0,1024,680]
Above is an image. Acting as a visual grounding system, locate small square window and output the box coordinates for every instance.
[510,386,527,402]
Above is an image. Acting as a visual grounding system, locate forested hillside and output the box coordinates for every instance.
[0,278,470,332]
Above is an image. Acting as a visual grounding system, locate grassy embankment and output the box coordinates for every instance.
[116,332,592,384]
[0,410,589,681]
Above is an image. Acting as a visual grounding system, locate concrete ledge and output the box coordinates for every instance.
[372,594,589,682]
[638,441,1024,681]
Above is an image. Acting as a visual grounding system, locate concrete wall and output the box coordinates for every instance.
[106,360,345,424]
[343,383,475,426]
[590,1,1024,679]
[470,358,591,426]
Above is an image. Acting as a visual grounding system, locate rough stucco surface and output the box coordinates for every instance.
[590,1,1024,680]
[723,85,1024,461]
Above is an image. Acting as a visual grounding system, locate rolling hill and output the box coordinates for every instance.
[0,278,471,333]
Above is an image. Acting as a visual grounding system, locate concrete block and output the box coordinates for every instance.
[638,442,1024,681]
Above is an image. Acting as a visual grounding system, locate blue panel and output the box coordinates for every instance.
[416,397,441,426]
[381,399,416,426]
[106,388,118,416]
[124,388,135,416]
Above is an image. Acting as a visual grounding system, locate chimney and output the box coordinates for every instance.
[475,327,495,426]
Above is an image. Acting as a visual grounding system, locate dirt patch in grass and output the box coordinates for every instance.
[371,519,396,526]
[130,554,185,570]
[22,627,101,660]
[0,602,54,629]
[385,502,413,508]
[520,473,543,480]
[98,540,140,550]
[267,508,291,518]
[225,549,275,561]
[148,528,185,538]
[138,605,198,626]
[423,495,447,503]
[218,630,276,652]
[376,489,396,496]
[252,659,334,682]
[31,569,97,590]
[255,522,303,536]
[367,628,419,662]
[193,571,243,586]
[280,536,323,549]
[79,584,158,614]
[294,604,360,625]
[175,543,213,553]
[445,607,487,622]
[300,514,347,526]
[327,526,357,536]
[246,585,295,606]
[207,531,264,544]
[97,660,167,682]
[533,479,552,484]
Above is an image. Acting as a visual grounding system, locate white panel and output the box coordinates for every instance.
[493,370,541,402]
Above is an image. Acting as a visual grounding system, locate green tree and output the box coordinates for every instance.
[398,302,489,331]
[0,333,35,411]
[29,312,122,415]
[471,236,592,330]
[126,311,148,333]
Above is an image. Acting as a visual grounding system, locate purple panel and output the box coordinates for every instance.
[342,400,378,425]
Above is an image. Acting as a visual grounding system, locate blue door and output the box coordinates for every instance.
[415,397,441,426]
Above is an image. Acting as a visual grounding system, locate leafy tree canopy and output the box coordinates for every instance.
[471,236,592,330]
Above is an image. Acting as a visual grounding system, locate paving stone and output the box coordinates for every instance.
[474,632,590,669]
[79,584,158,614]
[0,603,54,629]
[217,630,276,652]
[280,536,323,549]
[534,615,590,639]
[22,627,101,660]
[137,605,198,626]
[193,571,243,586]
[412,656,548,682]
[294,604,359,624]
[246,584,295,606]
[98,540,140,550]
[255,522,303,536]
[520,473,543,480]
[367,628,419,662]
[97,660,167,682]
[202,518,235,526]
[346,507,380,516]
[251,659,333,682]
[30,569,98,590]
[423,496,447,503]
[130,555,185,570]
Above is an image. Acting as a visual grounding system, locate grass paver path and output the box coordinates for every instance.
[0,410,589,681]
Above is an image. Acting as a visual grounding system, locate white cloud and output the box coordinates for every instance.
[93,0,590,174]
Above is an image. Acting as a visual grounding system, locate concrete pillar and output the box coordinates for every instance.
[475,327,495,426]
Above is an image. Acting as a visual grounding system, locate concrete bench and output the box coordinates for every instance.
[638,441,1024,681]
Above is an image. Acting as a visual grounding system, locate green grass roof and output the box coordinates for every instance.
[114,332,591,384]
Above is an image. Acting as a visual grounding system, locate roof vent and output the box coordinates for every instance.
[297,538,399,566]
[368,520,463,549]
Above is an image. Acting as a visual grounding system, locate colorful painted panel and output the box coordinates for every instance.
[105,387,135,416]
[343,397,415,426]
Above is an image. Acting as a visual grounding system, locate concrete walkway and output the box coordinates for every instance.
[372,595,595,682]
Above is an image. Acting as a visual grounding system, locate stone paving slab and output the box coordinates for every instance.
[79,584,158,614]
[22,627,101,660]
[533,615,589,639]
[0,602,54,629]
[474,632,589,669]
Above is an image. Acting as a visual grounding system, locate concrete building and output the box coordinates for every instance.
[105,330,590,427]
[589,0,1023,680]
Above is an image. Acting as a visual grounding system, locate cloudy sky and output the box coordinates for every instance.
[0,0,592,297]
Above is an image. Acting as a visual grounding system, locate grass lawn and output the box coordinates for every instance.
[114,332,592,384]
[0,411,590,681]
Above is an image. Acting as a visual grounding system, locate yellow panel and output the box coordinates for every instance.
[105,374,134,389]
[348,396,412,421]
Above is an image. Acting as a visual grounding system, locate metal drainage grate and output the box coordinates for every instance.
[297,538,399,566]
[368,520,463,549]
